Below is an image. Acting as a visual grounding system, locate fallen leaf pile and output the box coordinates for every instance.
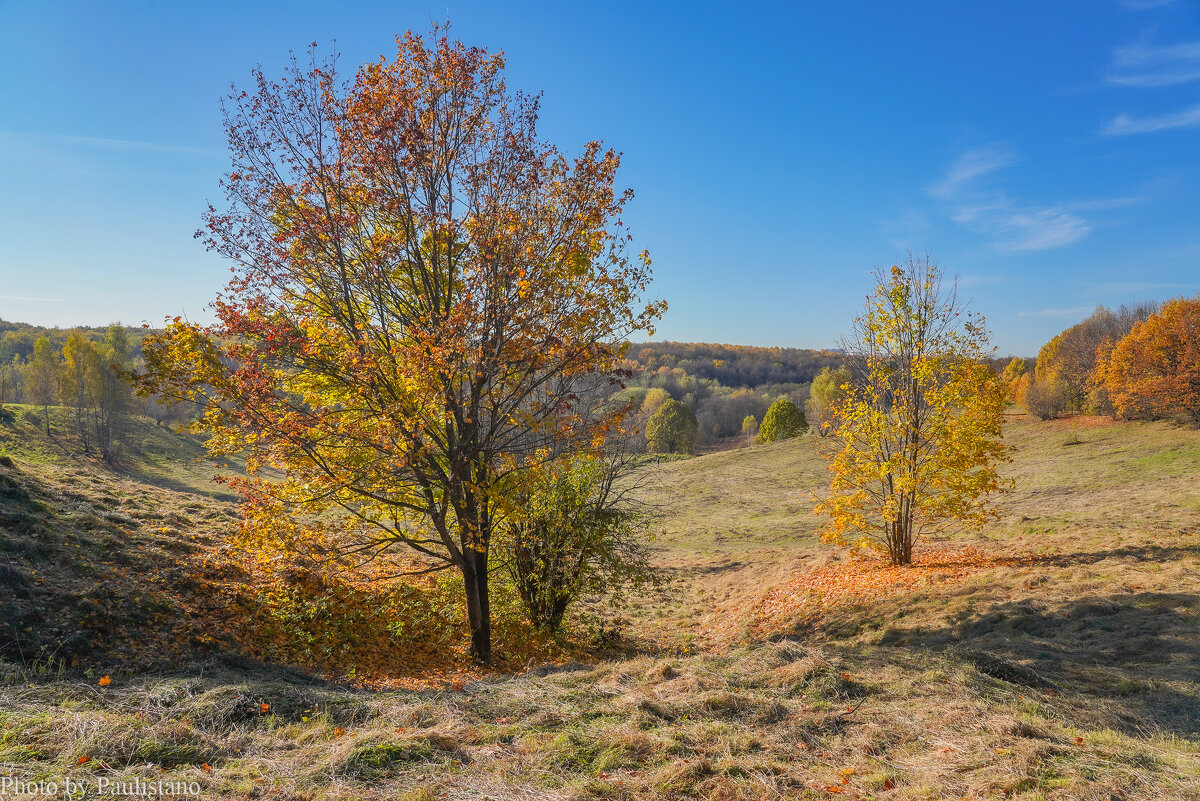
[748,546,1022,639]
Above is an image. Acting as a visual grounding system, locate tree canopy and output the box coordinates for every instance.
[816,256,1010,565]
[756,397,806,443]
[645,399,698,454]
[1101,297,1200,424]
[135,29,662,663]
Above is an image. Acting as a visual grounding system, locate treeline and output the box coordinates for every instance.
[0,321,185,460]
[0,320,148,365]
[1011,298,1200,424]
[625,341,843,388]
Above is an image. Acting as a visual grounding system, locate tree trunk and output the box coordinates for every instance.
[889,514,914,566]
[461,547,492,664]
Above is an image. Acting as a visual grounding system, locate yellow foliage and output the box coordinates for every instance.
[815,257,1011,565]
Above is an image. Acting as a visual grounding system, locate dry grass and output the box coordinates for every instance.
[2,640,1196,799]
[2,412,1200,798]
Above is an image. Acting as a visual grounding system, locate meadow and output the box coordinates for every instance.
[1,407,1199,799]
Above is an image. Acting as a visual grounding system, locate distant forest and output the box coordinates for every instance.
[0,319,147,365]
[0,323,1018,454]
[624,342,843,388]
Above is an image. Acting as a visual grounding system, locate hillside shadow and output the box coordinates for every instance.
[879,592,1200,737]
[1026,543,1200,567]
[111,461,240,502]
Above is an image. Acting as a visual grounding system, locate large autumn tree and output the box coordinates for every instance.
[136,30,663,663]
[1101,297,1200,423]
[1033,302,1156,415]
[816,255,1009,565]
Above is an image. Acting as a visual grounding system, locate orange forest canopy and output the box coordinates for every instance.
[134,29,664,664]
[1102,297,1200,424]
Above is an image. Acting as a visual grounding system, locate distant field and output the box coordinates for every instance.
[1,410,1199,798]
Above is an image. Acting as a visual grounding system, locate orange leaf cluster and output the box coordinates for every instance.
[1103,297,1200,423]
[749,546,1019,639]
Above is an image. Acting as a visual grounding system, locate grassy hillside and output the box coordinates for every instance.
[2,411,1199,798]
[0,403,238,499]
[0,406,246,667]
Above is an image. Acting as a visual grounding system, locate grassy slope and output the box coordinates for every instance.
[2,411,1199,799]
[0,403,240,499]
[0,405,244,667]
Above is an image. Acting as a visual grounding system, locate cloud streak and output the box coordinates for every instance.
[0,130,218,157]
[927,144,1092,252]
[1105,31,1200,88]
[1017,306,1094,318]
[927,144,1019,198]
[1104,104,1200,135]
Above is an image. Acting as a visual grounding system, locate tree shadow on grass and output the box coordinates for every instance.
[879,591,1200,737]
[111,461,240,503]
[1024,543,1200,567]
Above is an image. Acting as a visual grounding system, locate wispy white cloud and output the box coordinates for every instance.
[1017,306,1094,318]
[0,130,217,157]
[927,144,1020,198]
[957,274,1006,287]
[54,133,217,156]
[0,294,64,302]
[1068,196,1146,211]
[1104,103,1200,134]
[927,144,1094,252]
[1106,69,1200,88]
[1092,281,1199,294]
[1113,36,1200,68]
[1105,30,1200,87]
[1117,0,1177,9]
[996,208,1090,252]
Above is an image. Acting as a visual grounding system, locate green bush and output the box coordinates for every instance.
[757,397,806,443]
[645,399,698,454]
[503,456,655,631]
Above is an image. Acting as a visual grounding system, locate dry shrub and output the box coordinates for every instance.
[647,757,715,793]
[644,661,679,682]
[339,732,467,779]
[766,655,832,690]
[40,711,221,768]
[692,690,788,724]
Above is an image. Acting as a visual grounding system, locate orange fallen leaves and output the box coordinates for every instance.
[749,546,1027,639]
[76,756,90,765]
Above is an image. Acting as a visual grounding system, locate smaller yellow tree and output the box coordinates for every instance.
[816,256,1010,565]
[741,414,758,446]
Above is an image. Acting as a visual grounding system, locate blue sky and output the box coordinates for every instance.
[1,0,1198,355]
